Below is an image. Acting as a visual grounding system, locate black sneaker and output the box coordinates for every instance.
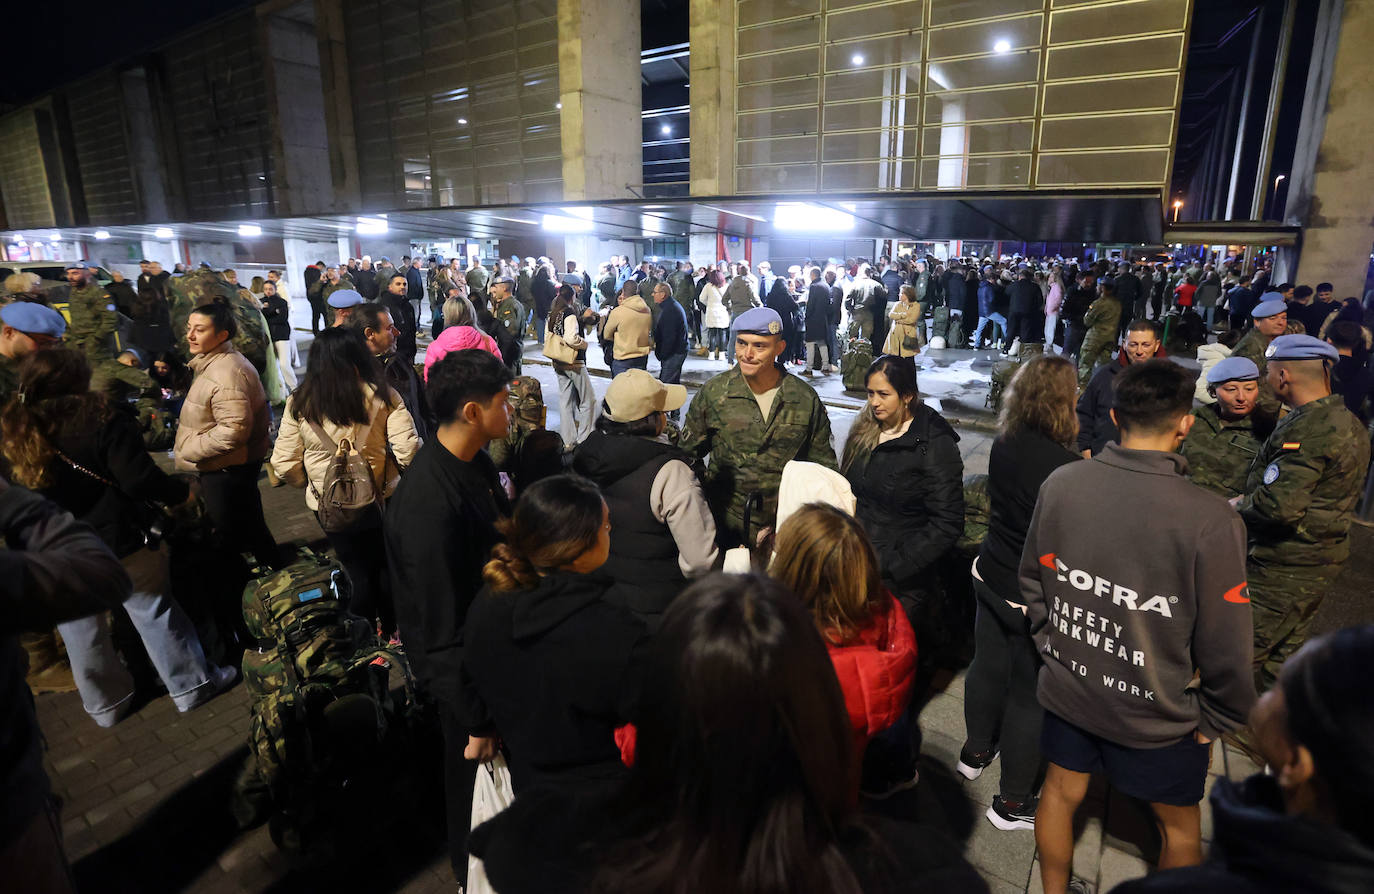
[859,764,920,800]
[986,794,1037,831]
[955,743,998,780]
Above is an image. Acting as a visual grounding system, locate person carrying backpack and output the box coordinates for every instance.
[270,328,420,639]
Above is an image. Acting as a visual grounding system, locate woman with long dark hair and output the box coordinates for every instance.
[700,268,730,361]
[958,354,1080,832]
[460,474,647,791]
[532,263,557,343]
[0,348,235,727]
[764,276,801,366]
[469,572,987,893]
[270,327,420,636]
[547,285,597,446]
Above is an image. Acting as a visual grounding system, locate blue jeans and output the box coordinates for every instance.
[973,312,1007,347]
[58,546,216,726]
[610,356,649,376]
[658,351,687,418]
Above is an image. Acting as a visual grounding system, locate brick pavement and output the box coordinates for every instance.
[32,402,1374,893]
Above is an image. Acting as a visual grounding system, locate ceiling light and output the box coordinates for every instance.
[49,231,62,241]
[238,224,262,237]
[660,124,672,136]
[773,203,855,232]
[555,102,562,110]
[541,207,594,233]
[154,227,174,239]
[457,117,468,124]
[851,54,864,66]
[699,203,768,223]
[356,217,389,235]
[93,230,111,240]
[488,215,539,226]
[993,39,1011,54]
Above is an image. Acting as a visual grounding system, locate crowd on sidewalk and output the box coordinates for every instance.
[0,247,1372,894]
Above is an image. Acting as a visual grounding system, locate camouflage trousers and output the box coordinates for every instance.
[1077,339,1114,387]
[1247,559,1335,693]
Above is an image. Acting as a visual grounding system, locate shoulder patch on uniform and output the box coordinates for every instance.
[1263,462,1281,485]
[106,303,117,311]
[1280,441,1301,451]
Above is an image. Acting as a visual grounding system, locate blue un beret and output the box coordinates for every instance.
[1,301,67,337]
[326,289,364,309]
[1252,296,1287,319]
[1206,356,1259,385]
[1265,334,1340,363]
[731,306,785,336]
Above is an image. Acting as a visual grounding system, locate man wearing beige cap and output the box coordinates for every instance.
[572,369,718,629]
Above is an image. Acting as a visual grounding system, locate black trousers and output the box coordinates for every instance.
[439,704,478,885]
[962,578,1044,802]
[323,520,394,634]
[310,301,327,334]
[199,461,280,569]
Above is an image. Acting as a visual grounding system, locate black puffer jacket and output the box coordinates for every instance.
[844,404,964,598]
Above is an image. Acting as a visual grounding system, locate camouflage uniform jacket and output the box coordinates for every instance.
[66,282,120,361]
[466,266,490,294]
[1180,403,1263,499]
[1238,393,1371,567]
[517,267,535,309]
[679,366,837,544]
[1079,295,1122,360]
[492,296,523,337]
[1230,328,1281,421]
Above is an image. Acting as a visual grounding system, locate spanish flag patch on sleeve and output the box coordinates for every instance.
[1280,442,1301,451]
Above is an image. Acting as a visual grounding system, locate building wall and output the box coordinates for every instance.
[341,0,564,212]
[67,74,141,225]
[0,111,55,229]
[716,0,1192,196]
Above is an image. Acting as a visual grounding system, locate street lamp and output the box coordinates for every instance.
[1172,198,1183,223]
[1269,174,1287,220]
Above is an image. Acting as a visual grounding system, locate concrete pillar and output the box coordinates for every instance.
[1294,0,1374,297]
[557,0,642,201]
[688,0,735,196]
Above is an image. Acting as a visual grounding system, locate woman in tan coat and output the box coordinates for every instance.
[883,285,923,358]
[271,327,420,636]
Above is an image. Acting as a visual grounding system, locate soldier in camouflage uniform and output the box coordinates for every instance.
[317,267,356,330]
[166,269,285,405]
[1076,282,1122,387]
[61,261,120,363]
[466,259,490,295]
[0,302,68,401]
[1230,297,1288,425]
[488,276,524,366]
[1237,335,1371,692]
[680,307,837,548]
[1180,356,1267,499]
[487,376,563,486]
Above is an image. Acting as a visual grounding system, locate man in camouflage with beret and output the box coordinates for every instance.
[1180,356,1268,499]
[1235,334,1371,691]
[62,262,120,362]
[680,306,837,548]
[1229,297,1288,425]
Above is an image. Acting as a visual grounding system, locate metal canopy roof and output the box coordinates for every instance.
[4,189,1167,247]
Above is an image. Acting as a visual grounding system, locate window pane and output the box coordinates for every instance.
[826,0,924,42]
[822,128,919,161]
[927,14,1042,61]
[919,154,1031,188]
[738,135,819,166]
[738,0,821,28]
[927,51,1040,91]
[1049,0,1189,44]
[1045,34,1184,81]
[931,0,1043,27]
[823,97,920,131]
[1035,149,1171,186]
[1039,111,1175,151]
[823,64,921,102]
[738,106,820,139]
[821,160,916,191]
[739,17,821,57]
[921,120,1034,155]
[1042,74,1178,116]
[923,85,1038,124]
[739,48,821,84]
[739,79,821,111]
[737,163,819,192]
[825,34,922,73]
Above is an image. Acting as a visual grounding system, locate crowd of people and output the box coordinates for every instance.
[0,244,1372,894]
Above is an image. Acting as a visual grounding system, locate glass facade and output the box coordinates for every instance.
[733,0,1190,193]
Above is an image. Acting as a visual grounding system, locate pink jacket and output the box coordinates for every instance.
[423,325,502,382]
[1046,280,1064,315]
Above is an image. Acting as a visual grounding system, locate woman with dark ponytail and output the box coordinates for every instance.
[460,474,649,792]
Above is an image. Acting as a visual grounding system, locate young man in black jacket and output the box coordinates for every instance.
[384,349,513,882]
[1076,319,1165,456]
[1024,360,1255,894]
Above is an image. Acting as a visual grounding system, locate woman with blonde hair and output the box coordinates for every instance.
[958,353,1081,833]
[771,503,917,799]
[460,474,648,792]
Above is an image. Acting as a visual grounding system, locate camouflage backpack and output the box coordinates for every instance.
[841,336,874,392]
[232,549,417,860]
[165,269,284,403]
[956,473,991,556]
[488,376,565,493]
[987,341,1044,413]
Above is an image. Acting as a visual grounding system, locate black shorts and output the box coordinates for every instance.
[1041,712,1211,806]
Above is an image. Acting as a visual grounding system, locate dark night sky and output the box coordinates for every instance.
[4,0,257,107]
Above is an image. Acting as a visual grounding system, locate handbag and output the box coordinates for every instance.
[466,754,515,894]
[543,315,579,364]
[55,449,176,549]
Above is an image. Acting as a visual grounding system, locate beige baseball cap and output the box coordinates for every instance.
[604,369,687,422]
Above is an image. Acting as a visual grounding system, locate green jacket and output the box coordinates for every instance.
[493,296,523,337]
[1230,328,1280,422]
[466,266,490,294]
[1180,404,1263,499]
[679,366,837,546]
[66,282,120,361]
[1239,393,1371,566]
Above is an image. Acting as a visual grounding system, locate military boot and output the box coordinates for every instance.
[22,629,78,694]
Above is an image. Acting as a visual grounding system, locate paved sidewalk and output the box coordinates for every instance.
[33,377,1372,893]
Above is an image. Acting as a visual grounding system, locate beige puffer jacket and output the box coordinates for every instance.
[175,340,271,472]
[603,294,652,360]
[270,384,421,511]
